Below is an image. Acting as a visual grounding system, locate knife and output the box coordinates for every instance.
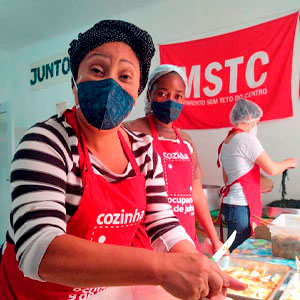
[210,230,237,263]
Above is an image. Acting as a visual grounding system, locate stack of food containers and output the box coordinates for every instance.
[268,214,300,259]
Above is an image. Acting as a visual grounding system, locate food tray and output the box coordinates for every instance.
[218,256,291,300]
[279,273,300,300]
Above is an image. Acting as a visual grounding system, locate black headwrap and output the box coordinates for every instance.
[68,20,155,95]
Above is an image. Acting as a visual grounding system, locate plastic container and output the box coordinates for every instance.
[268,214,300,259]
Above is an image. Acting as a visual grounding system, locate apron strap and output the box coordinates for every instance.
[172,126,193,159]
[147,114,159,141]
[172,125,194,176]
[217,177,240,242]
[64,107,89,176]
[217,128,245,168]
[117,129,142,177]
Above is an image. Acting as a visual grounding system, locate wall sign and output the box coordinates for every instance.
[29,52,71,91]
[160,12,299,129]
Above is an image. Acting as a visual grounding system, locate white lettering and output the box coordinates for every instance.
[124,213,133,224]
[104,214,113,224]
[97,214,105,225]
[112,213,120,225]
[183,65,200,98]
[184,204,195,215]
[225,56,244,93]
[180,51,269,99]
[203,62,222,97]
[206,98,218,105]
[168,197,193,204]
[96,209,144,226]
[246,51,269,88]
[163,152,189,160]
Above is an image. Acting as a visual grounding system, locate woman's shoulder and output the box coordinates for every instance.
[226,132,249,144]
[28,114,75,143]
[122,123,153,145]
[236,132,261,146]
[123,117,151,135]
[122,125,158,173]
[177,128,193,145]
[19,114,77,158]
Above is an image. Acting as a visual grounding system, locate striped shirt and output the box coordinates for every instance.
[3,112,191,281]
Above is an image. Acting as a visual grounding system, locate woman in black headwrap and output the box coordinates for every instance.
[0,20,246,300]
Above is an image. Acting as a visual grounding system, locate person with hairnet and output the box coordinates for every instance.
[0,21,246,300]
[124,64,224,255]
[217,99,297,251]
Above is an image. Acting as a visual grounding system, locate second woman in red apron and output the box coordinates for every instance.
[125,64,223,254]
[217,99,297,251]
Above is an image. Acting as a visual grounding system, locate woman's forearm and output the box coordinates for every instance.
[256,152,296,176]
[193,180,219,243]
[39,234,163,288]
[196,206,219,243]
[38,233,247,299]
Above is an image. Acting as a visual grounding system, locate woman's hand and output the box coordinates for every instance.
[211,239,230,256]
[158,252,247,300]
[285,158,297,169]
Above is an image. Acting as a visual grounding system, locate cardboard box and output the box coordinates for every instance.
[254,224,271,240]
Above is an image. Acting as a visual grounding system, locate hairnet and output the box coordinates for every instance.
[68,20,155,95]
[230,99,263,125]
[144,64,187,114]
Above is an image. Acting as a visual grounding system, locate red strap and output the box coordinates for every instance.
[217,128,245,168]
[217,177,241,242]
[117,129,142,177]
[147,114,159,140]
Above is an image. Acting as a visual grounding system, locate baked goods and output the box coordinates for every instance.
[223,265,282,300]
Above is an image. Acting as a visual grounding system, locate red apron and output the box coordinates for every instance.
[131,115,201,252]
[217,128,262,242]
[0,107,147,300]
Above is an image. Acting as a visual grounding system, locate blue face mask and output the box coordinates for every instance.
[151,100,183,124]
[76,78,134,130]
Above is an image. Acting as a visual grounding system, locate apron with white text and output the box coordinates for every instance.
[0,107,147,300]
[131,115,201,251]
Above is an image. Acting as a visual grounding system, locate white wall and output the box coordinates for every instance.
[0,50,14,242]
[1,0,300,241]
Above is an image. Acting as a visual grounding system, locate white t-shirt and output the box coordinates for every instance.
[220,133,264,206]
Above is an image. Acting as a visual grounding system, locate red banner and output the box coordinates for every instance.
[159,12,299,129]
